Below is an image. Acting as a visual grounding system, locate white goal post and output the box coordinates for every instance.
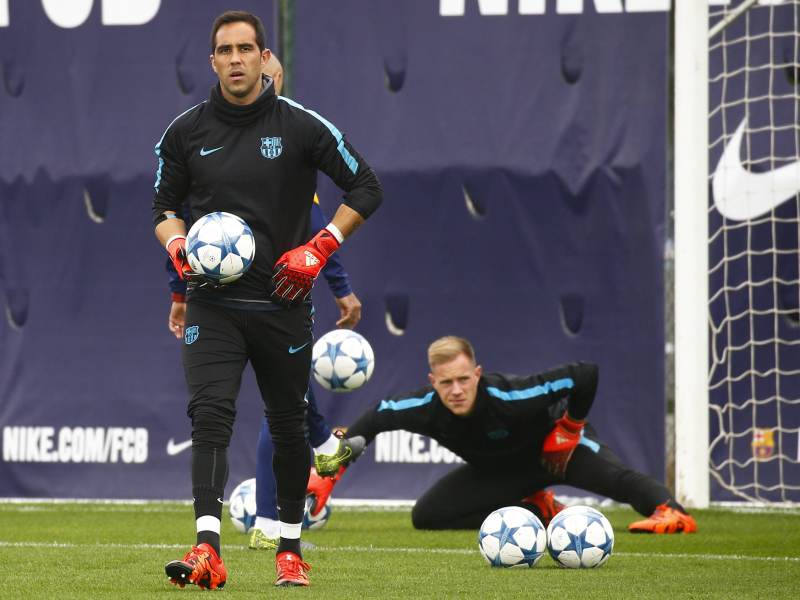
[675,0,800,506]
[674,0,710,509]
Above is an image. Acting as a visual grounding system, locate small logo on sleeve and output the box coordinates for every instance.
[185,326,200,345]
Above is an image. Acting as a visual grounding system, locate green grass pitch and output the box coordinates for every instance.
[1,502,798,599]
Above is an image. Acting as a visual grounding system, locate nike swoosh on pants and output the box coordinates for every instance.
[166,438,193,455]
[289,343,308,354]
[712,118,800,221]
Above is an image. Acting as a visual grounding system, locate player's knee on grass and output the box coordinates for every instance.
[411,500,445,530]
[411,506,435,530]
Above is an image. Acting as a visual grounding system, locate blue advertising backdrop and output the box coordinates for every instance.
[0,1,671,501]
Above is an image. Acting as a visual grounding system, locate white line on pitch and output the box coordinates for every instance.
[1,541,799,562]
[616,551,800,563]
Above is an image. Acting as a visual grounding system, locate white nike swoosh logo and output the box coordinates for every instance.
[712,118,800,221]
[166,438,192,455]
[200,146,223,156]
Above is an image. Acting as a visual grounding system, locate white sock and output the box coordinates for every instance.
[255,517,281,538]
[280,521,302,540]
[196,515,220,535]
[314,434,340,456]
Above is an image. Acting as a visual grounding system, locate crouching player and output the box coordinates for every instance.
[309,336,697,534]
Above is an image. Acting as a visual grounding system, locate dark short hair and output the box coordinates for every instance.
[210,11,266,54]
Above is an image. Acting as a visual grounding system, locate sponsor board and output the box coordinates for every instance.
[374,431,464,464]
[2,427,148,464]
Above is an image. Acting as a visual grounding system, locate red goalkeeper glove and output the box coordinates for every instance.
[272,228,340,307]
[306,465,346,517]
[166,235,225,290]
[541,414,585,477]
[166,236,194,281]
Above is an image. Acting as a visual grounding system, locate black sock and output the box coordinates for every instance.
[277,537,302,557]
[193,484,225,557]
[276,497,305,558]
[197,530,221,557]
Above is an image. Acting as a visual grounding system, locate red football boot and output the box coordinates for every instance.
[521,490,568,526]
[275,551,311,587]
[165,543,227,590]
[629,503,697,534]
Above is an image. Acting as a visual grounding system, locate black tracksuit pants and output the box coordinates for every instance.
[182,300,313,508]
[411,423,679,530]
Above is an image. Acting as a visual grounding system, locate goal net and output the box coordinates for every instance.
[708,0,800,503]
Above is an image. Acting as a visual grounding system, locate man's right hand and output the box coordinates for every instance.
[166,237,226,290]
[166,236,193,280]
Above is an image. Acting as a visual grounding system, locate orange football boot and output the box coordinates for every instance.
[165,543,227,590]
[275,551,311,587]
[521,490,567,526]
[629,503,697,534]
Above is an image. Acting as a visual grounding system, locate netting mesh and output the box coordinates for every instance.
[708,0,800,502]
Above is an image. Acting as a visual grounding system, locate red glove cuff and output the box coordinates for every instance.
[166,235,186,258]
[310,228,340,259]
[166,236,191,281]
[556,414,584,436]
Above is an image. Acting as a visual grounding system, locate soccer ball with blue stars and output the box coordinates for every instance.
[311,330,375,392]
[546,505,614,568]
[228,478,257,534]
[186,212,255,284]
[478,506,547,568]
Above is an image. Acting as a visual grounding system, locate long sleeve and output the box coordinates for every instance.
[346,386,437,446]
[278,97,383,220]
[151,108,195,224]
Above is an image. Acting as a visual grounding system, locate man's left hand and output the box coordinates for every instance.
[541,414,584,477]
[335,292,362,329]
[272,229,340,307]
[169,301,186,339]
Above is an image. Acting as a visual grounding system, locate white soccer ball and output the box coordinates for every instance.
[546,505,614,569]
[311,330,375,392]
[228,478,257,534]
[186,212,255,284]
[478,506,547,568]
[302,493,331,530]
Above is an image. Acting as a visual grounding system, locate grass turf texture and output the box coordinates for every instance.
[1,503,798,599]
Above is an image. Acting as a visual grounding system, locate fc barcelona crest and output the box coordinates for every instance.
[185,326,200,345]
[261,137,282,159]
[751,428,775,460]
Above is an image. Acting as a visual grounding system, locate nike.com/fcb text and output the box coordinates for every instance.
[2,426,148,464]
[374,431,464,464]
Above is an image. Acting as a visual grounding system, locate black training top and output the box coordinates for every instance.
[151,75,383,302]
[346,361,599,471]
